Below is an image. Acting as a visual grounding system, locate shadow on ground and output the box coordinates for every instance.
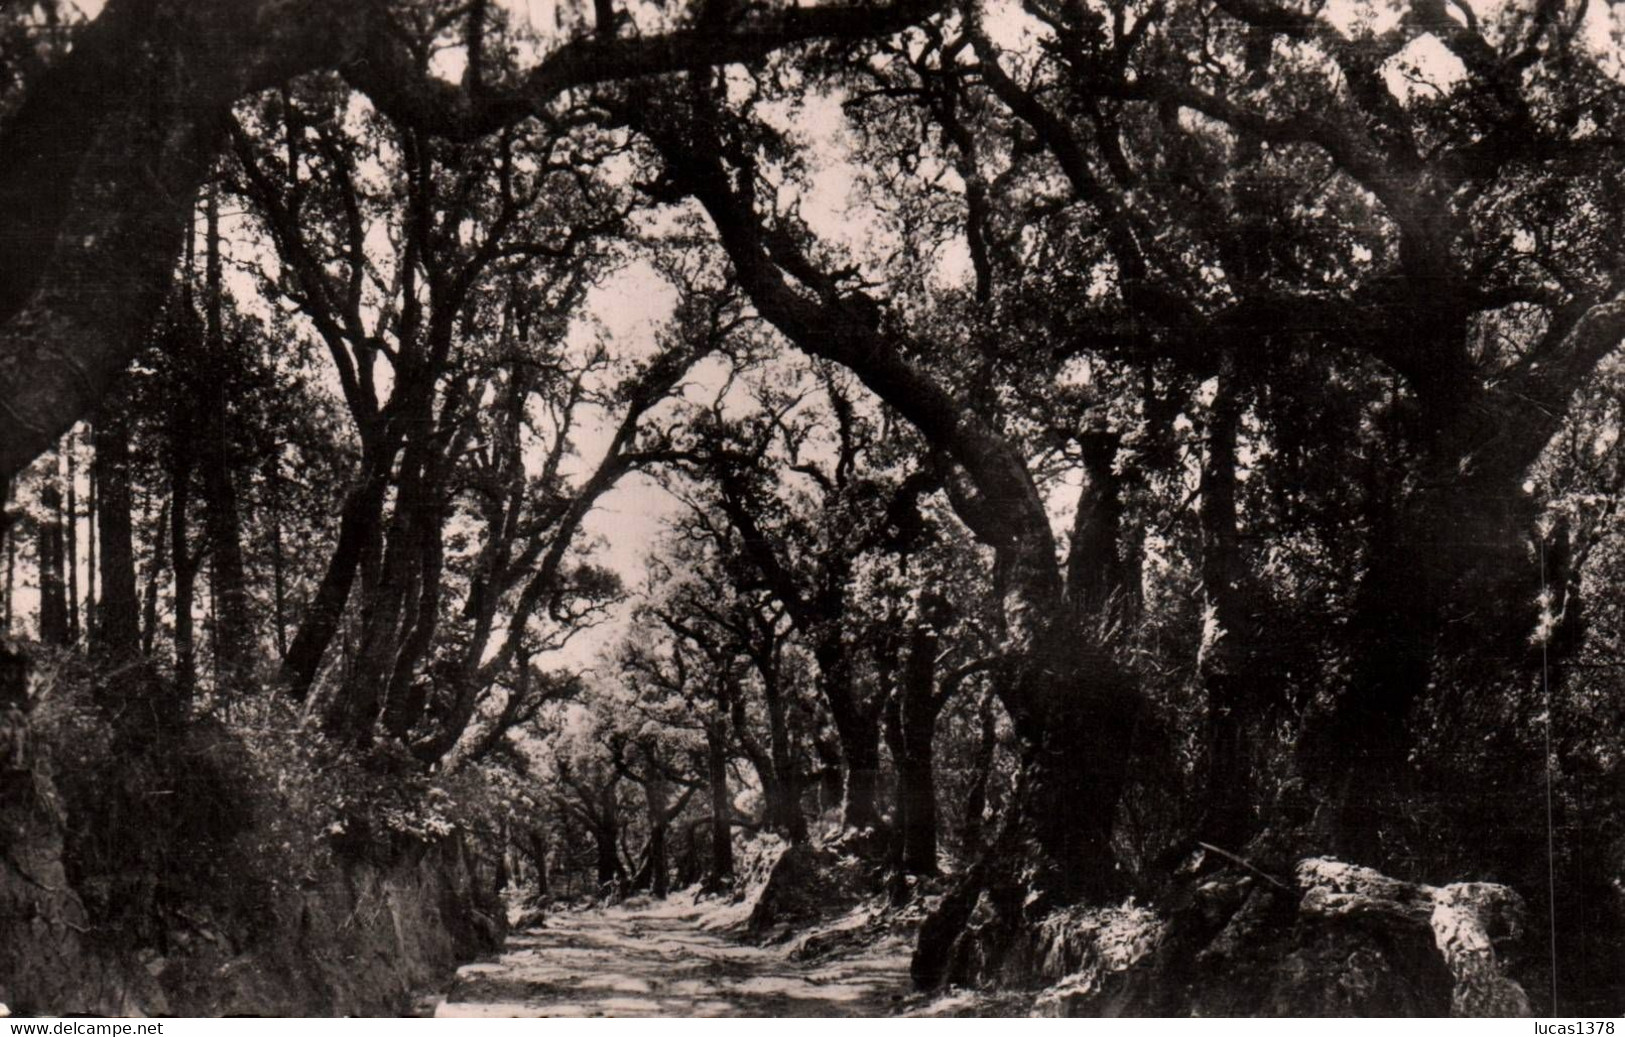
[433,901,913,1017]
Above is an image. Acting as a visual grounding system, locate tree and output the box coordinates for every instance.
[35,450,68,645]
[2,0,1622,1011]
[620,614,744,893]
[676,366,934,841]
[650,523,817,845]
[0,0,947,483]
[613,0,1625,990]
[91,392,140,657]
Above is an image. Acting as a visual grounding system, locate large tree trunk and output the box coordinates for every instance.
[36,462,68,645]
[493,819,511,893]
[198,187,253,693]
[675,825,702,890]
[593,817,623,890]
[595,835,621,889]
[4,523,13,633]
[140,499,168,657]
[762,667,808,844]
[639,784,672,898]
[379,494,448,738]
[895,615,941,876]
[92,403,140,657]
[704,723,734,893]
[913,652,1142,989]
[1284,293,1625,865]
[64,435,79,643]
[1299,471,1543,865]
[811,735,845,814]
[267,458,289,659]
[170,444,199,706]
[333,452,429,741]
[279,465,389,700]
[1197,365,1270,851]
[961,688,999,855]
[327,372,461,742]
[816,644,884,835]
[527,829,550,899]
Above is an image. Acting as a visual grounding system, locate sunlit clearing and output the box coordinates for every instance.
[1320,0,1406,38]
[1382,33,1468,100]
[980,0,1048,55]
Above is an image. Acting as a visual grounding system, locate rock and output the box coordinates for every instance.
[1029,904,1164,1017]
[1030,856,1533,1017]
[745,843,868,938]
[1295,858,1435,926]
[511,906,546,930]
[1297,858,1532,1017]
[1427,882,1531,1016]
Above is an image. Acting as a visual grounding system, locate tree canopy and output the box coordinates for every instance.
[2,0,1623,1015]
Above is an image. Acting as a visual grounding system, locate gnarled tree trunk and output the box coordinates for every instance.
[92,401,140,657]
[703,723,734,892]
[36,460,68,646]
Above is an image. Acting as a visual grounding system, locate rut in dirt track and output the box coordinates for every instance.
[433,901,914,1017]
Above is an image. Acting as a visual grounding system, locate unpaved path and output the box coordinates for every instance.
[432,901,914,1017]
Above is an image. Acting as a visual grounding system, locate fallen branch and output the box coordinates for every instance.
[1196,841,1292,891]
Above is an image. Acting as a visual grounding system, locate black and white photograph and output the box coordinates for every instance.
[0,0,1621,1020]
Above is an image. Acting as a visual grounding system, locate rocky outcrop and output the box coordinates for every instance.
[145,837,503,1017]
[740,839,871,940]
[0,704,502,1017]
[1,702,163,1016]
[1296,859,1530,1016]
[1030,857,1531,1017]
[1028,904,1163,1016]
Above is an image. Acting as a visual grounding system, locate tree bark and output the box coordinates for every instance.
[895,614,941,876]
[590,778,626,892]
[811,735,846,814]
[493,819,511,893]
[198,186,253,693]
[815,643,884,834]
[267,458,288,659]
[92,402,140,657]
[333,436,433,741]
[761,661,808,844]
[279,465,389,699]
[36,459,68,645]
[170,440,199,706]
[1288,294,1614,862]
[3,523,13,634]
[1197,362,1268,850]
[526,829,549,899]
[632,780,673,897]
[961,689,999,855]
[1066,431,1128,622]
[64,434,78,643]
[86,441,97,639]
[595,825,622,889]
[704,722,734,892]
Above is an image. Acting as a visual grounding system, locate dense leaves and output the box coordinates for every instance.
[1,0,1623,1015]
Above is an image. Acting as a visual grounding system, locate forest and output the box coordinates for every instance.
[0,0,1621,1018]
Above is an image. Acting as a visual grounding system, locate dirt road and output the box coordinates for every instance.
[431,899,915,1017]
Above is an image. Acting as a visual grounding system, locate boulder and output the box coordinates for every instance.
[1032,856,1532,1017]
